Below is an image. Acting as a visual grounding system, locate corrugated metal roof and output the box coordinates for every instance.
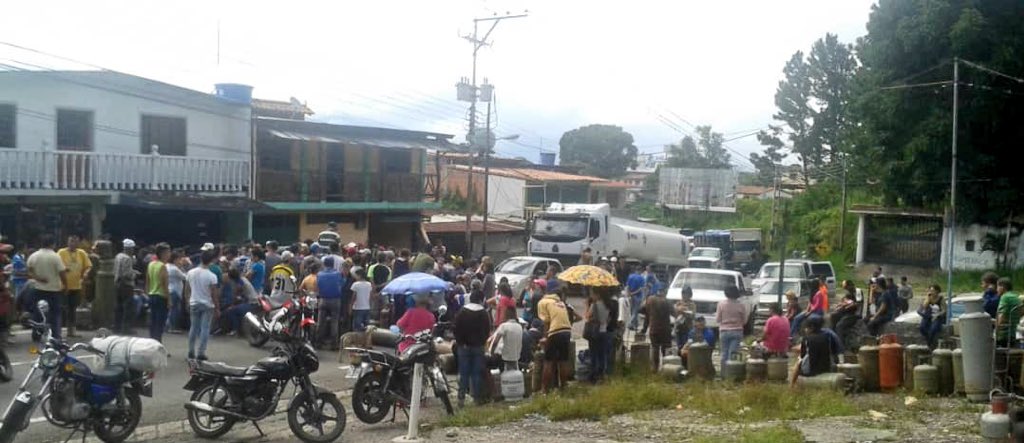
[448,164,608,183]
[257,117,457,151]
[591,181,632,189]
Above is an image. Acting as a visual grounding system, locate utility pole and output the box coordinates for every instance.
[839,155,848,252]
[482,98,493,256]
[946,58,959,323]
[457,11,527,258]
[769,165,779,248]
[776,199,789,309]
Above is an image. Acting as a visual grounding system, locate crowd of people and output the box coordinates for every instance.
[5,227,1021,407]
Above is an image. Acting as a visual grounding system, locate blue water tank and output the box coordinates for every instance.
[539,152,556,166]
[214,83,254,104]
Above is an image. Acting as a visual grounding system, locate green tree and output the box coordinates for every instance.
[750,128,786,186]
[664,125,731,169]
[558,124,638,178]
[853,0,1024,222]
[760,34,858,187]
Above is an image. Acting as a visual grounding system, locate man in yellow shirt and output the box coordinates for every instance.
[58,235,91,338]
[537,290,573,393]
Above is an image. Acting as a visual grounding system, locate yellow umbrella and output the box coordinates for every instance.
[557,265,619,287]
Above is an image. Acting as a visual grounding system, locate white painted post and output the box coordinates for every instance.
[393,362,425,443]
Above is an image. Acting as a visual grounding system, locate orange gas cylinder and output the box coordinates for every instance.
[878,334,904,390]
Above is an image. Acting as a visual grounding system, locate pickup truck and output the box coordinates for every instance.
[687,247,725,269]
[666,268,755,333]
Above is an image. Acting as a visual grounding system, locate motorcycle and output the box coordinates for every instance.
[0,301,153,443]
[246,282,311,347]
[346,308,454,425]
[182,309,346,443]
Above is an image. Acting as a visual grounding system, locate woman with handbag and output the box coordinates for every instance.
[584,288,610,383]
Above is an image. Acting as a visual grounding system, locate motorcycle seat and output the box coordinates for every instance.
[195,361,249,377]
[92,366,128,385]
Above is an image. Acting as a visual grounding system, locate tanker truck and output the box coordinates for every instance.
[528,203,690,280]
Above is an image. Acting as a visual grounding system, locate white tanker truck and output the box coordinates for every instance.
[528,203,690,277]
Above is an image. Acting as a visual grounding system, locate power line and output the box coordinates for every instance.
[960,59,1024,84]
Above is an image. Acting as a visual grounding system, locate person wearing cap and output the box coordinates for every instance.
[113,238,138,333]
[396,291,436,353]
[317,221,342,249]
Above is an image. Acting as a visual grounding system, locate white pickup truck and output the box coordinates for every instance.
[666,268,755,333]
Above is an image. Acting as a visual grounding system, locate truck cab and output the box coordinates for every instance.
[528,203,610,264]
[687,247,725,269]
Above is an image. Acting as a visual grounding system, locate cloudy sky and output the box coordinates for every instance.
[1,0,876,169]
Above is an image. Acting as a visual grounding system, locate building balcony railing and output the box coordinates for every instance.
[0,150,250,193]
[258,170,427,203]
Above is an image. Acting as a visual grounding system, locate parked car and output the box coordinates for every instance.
[687,247,725,269]
[495,256,563,298]
[755,279,814,320]
[751,261,812,293]
[667,268,755,333]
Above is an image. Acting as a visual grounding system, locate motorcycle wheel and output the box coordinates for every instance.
[351,372,392,424]
[287,391,346,443]
[92,389,141,443]
[246,318,270,348]
[186,384,238,439]
[432,374,454,416]
[0,396,32,443]
[0,349,12,382]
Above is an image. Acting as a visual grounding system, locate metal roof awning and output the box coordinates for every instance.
[257,117,458,151]
[115,193,268,212]
[264,129,447,151]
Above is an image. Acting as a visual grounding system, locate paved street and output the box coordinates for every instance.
[0,327,359,443]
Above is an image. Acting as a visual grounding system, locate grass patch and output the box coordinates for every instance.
[443,375,857,429]
[682,383,857,422]
[442,375,679,427]
[694,424,804,443]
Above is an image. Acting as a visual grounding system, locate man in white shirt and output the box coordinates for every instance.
[349,269,372,332]
[186,251,220,360]
[27,234,67,339]
[488,309,524,371]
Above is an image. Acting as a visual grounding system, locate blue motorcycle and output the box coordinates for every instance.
[0,300,153,443]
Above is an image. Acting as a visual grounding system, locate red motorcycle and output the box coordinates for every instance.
[245,291,316,348]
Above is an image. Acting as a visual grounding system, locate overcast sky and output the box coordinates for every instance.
[1,0,876,169]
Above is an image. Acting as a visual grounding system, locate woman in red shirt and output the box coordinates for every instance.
[490,283,517,331]
[396,293,436,353]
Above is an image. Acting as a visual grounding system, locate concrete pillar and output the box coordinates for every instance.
[89,201,105,241]
[91,240,115,330]
[855,214,867,264]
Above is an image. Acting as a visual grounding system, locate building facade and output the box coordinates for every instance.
[252,117,454,249]
[0,71,254,246]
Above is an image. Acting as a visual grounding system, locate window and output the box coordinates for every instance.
[259,138,292,171]
[0,104,13,148]
[589,219,600,238]
[965,240,976,252]
[141,115,186,156]
[56,109,93,151]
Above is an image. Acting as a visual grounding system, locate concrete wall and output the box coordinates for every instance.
[940,223,1024,271]
[0,72,251,161]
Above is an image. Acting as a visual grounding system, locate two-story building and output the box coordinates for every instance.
[252,117,455,249]
[0,71,255,246]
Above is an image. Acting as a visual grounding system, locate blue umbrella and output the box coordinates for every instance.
[382,272,448,295]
